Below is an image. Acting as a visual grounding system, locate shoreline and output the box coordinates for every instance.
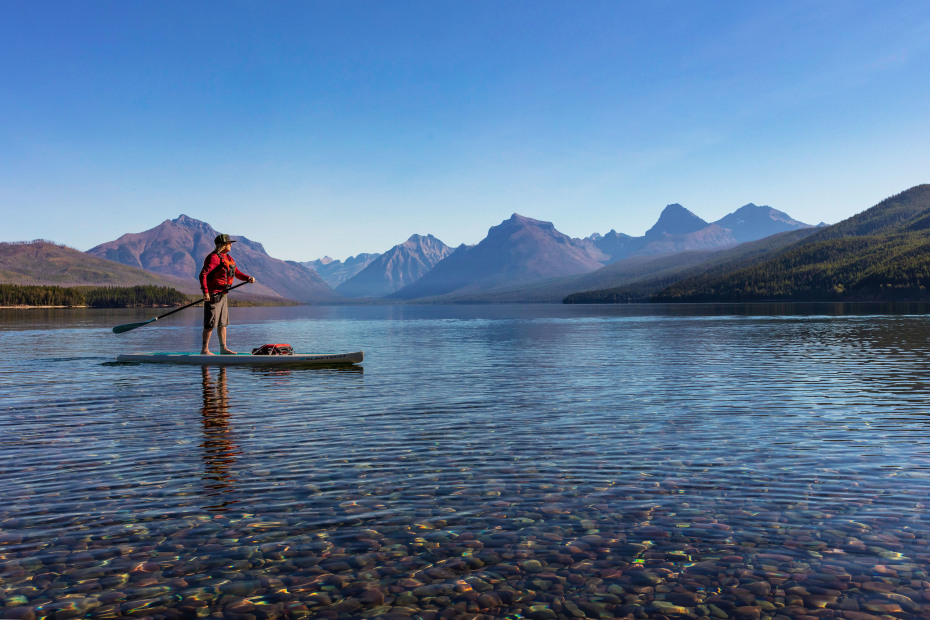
[0,302,298,309]
[0,304,181,309]
[0,305,90,309]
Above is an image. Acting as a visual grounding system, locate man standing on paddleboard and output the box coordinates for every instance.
[200,234,255,355]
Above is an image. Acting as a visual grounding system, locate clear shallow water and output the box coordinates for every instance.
[3,304,930,619]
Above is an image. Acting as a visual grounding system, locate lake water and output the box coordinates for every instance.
[3,303,930,620]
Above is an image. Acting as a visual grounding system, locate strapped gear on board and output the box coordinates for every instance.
[251,344,294,356]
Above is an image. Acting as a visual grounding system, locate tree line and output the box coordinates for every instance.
[0,284,189,307]
[652,233,930,302]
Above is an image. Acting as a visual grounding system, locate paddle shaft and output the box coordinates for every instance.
[112,281,250,333]
[157,280,251,321]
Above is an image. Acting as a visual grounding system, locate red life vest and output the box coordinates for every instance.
[201,252,238,295]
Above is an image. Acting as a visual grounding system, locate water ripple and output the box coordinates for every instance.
[5,307,930,618]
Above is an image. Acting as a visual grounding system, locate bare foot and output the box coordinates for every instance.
[201,350,214,355]
[220,349,237,355]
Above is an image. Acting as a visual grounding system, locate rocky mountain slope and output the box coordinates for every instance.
[0,241,199,291]
[569,185,930,303]
[4,201,816,304]
[651,184,930,302]
[87,215,337,303]
[392,214,608,300]
[715,203,811,244]
[588,203,812,263]
[336,235,455,298]
[304,254,381,288]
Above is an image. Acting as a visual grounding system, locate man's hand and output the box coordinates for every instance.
[203,293,211,302]
[248,277,256,283]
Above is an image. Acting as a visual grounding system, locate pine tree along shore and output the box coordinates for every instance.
[0,284,189,308]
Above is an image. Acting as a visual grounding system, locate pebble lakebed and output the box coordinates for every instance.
[3,473,930,620]
[3,306,930,620]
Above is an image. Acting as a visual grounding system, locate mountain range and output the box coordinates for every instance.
[336,234,456,298]
[387,205,814,301]
[566,184,930,303]
[584,203,811,262]
[0,240,199,291]
[87,215,337,303]
[75,200,809,303]
[303,253,381,288]
[651,184,930,302]
[392,214,609,300]
[1,198,832,303]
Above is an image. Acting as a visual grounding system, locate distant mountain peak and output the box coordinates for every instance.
[730,203,781,219]
[729,203,796,219]
[172,214,198,225]
[713,204,811,243]
[491,214,557,238]
[509,213,552,226]
[399,234,450,257]
[171,214,215,233]
[589,201,812,262]
[646,204,709,237]
[87,216,336,302]
[392,214,607,300]
[303,253,381,288]
[588,229,631,242]
[404,233,440,245]
[335,234,455,298]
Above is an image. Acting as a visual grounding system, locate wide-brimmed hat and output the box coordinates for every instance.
[214,234,236,245]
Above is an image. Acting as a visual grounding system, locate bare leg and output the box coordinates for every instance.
[201,329,214,355]
[219,326,236,354]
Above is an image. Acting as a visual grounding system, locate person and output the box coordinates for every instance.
[200,234,255,355]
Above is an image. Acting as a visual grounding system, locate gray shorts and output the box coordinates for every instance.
[203,294,229,329]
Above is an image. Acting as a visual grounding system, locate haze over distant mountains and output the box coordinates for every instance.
[567,184,930,304]
[297,201,813,300]
[585,203,811,262]
[303,254,381,288]
[334,235,456,298]
[388,205,813,301]
[0,240,200,291]
[392,214,609,300]
[649,185,930,303]
[2,199,824,303]
[715,203,810,243]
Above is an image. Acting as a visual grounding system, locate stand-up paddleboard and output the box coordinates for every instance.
[116,351,363,365]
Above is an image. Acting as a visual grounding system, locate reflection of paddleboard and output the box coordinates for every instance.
[116,351,364,365]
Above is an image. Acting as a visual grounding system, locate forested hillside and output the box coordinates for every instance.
[564,185,930,304]
[652,185,930,302]
[563,229,818,303]
[0,240,198,291]
[0,284,189,307]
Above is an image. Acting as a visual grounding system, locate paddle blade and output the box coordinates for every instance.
[112,319,156,334]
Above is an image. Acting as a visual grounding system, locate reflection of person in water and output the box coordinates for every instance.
[201,366,240,509]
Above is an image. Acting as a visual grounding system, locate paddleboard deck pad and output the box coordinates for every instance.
[117,351,363,365]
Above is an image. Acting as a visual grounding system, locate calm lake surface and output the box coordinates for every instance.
[4,303,930,620]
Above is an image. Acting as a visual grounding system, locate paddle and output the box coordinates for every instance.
[112,281,251,334]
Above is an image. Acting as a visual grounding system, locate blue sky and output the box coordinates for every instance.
[2,1,929,261]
